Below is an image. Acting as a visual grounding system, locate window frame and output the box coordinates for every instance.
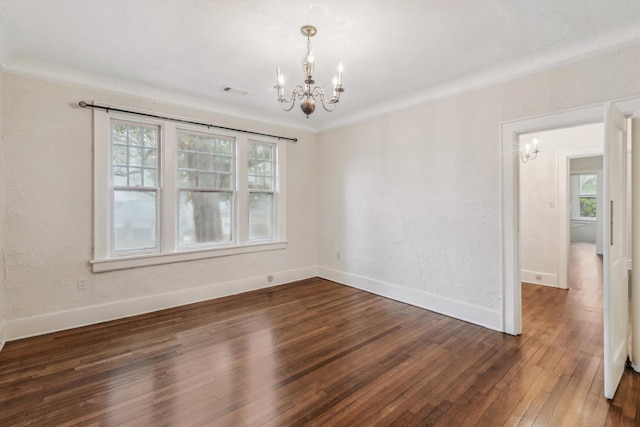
[92,108,287,272]
[570,171,599,221]
[109,119,161,257]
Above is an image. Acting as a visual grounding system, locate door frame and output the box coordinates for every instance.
[559,149,604,289]
[500,97,640,336]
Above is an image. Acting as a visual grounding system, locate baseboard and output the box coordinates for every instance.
[317,267,502,332]
[520,269,559,288]
[5,266,317,342]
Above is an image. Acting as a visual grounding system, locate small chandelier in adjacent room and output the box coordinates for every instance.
[275,25,344,118]
[520,138,539,163]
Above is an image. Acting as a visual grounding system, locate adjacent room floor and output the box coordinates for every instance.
[0,244,638,425]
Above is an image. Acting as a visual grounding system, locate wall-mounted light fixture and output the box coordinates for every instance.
[520,138,539,163]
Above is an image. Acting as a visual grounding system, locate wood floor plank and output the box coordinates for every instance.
[1,243,638,425]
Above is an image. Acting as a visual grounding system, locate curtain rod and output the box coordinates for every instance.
[78,101,298,142]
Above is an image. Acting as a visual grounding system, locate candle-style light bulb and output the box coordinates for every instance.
[532,138,539,151]
[275,68,284,99]
[337,62,343,85]
[332,76,338,98]
[524,143,531,155]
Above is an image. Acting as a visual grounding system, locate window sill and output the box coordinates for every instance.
[90,241,288,273]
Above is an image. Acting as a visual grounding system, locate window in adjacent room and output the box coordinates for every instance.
[571,173,597,220]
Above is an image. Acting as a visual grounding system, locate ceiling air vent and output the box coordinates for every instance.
[220,86,250,96]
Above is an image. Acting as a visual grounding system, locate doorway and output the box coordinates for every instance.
[518,124,603,291]
[501,99,640,399]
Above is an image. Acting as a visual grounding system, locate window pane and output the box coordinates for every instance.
[219,174,232,190]
[248,142,275,192]
[143,148,157,167]
[143,128,156,147]
[198,172,214,188]
[198,137,215,153]
[112,124,127,144]
[143,169,157,187]
[580,196,597,218]
[178,133,197,151]
[178,170,196,187]
[217,140,232,155]
[179,191,232,245]
[113,190,157,252]
[128,146,143,166]
[111,121,158,189]
[178,131,235,190]
[128,126,143,146]
[249,192,274,240]
[580,174,597,195]
[198,154,214,171]
[129,168,142,186]
[178,152,195,169]
[216,156,231,172]
[113,145,127,166]
[113,167,128,186]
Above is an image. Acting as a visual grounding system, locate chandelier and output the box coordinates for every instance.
[520,138,539,163]
[275,25,344,118]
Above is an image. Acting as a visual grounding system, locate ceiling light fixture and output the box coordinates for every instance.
[275,25,344,118]
[520,138,540,163]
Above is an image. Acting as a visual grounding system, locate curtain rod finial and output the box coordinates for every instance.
[79,101,88,108]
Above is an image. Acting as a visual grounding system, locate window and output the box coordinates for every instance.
[177,131,234,247]
[578,174,597,218]
[571,173,597,220]
[92,109,287,272]
[111,121,159,254]
[248,142,275,240]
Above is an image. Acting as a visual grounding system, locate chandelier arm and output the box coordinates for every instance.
[278,86,308,111]
[311,87,340,112]
[311,87,336,104]
[319,101,337,113]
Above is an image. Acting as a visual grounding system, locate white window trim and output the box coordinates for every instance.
[570,170,600,222]
[91,108,287,273]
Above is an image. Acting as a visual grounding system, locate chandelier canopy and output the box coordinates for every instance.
[275,25,344,118]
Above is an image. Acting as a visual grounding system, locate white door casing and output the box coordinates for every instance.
[632,116,640,373]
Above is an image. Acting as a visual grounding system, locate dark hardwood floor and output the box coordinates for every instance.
[1,243,638,426]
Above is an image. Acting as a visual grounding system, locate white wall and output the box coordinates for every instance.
[2,74,318,340]
[519,125,603,287]
[0,68,5,350]
[317,43,640,331]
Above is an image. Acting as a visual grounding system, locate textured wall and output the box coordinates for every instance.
[317,44,640,314]
[0,69,5,346]
[519,124,602,283]
[2,74,317,320]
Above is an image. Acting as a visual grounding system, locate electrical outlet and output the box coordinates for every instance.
[78,278,88,290]
[267,275,274,282]
[535,274,542,280]
[336,252,341,262]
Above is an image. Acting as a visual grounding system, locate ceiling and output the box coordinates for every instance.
[2,0,640,132]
